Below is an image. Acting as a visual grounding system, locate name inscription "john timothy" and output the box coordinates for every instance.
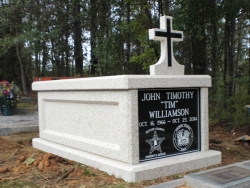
[141,91,194,102]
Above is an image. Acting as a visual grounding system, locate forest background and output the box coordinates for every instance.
[0,0,250,128]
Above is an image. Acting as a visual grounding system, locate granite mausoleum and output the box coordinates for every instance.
[32,15,221,182]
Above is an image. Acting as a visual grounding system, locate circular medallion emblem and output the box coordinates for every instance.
[173,124,193,151]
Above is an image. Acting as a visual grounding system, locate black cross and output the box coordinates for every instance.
[155,18,182,67]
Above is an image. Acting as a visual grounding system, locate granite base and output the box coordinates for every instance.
[33,138,221,182]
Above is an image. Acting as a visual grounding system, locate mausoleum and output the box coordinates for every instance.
[32,15,221,182]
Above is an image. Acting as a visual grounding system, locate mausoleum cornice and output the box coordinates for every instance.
[32,75,211,91]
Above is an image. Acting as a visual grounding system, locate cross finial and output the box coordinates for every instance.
[149,16,184,75]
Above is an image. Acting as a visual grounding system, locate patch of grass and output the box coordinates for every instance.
[82,166,96,176]
[0,180,39,188]
[31,174,43,180]
[17,102,36,109]
[103,183,128,188]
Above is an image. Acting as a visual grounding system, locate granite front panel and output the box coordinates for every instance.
[38,90,138,164]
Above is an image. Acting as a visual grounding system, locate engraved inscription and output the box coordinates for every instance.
[199,166,250,184]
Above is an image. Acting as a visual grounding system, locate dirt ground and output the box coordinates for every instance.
[0,126,250,188]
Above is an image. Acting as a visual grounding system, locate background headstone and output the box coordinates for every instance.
[185,161,250,188]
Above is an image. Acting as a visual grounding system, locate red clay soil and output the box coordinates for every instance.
[0,126,250,188]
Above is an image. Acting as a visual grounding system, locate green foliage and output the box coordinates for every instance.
[79,165,96,176]
[130,46,157,72]
[210,75,249,127]
[0,0,249,127]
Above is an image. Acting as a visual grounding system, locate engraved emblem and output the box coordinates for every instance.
[173,124,193,151]
[146,130,165,154]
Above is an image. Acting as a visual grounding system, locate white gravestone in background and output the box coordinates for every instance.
[32,15,221,182]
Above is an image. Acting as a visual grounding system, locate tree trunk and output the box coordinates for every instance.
[34,50,39,77]
[65,36,70,76]
[16,42,28,96]
[125,2,131,74]
[248,46,250,95]
[65,22,70,76]
[90,0,98,75]
[209,0,218,86]
[228,18,235,96]
[191,25,207,75]
[224,14,236,97]
[73,0,83,76]
[51,39,55,76]
[42,41,46,76]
